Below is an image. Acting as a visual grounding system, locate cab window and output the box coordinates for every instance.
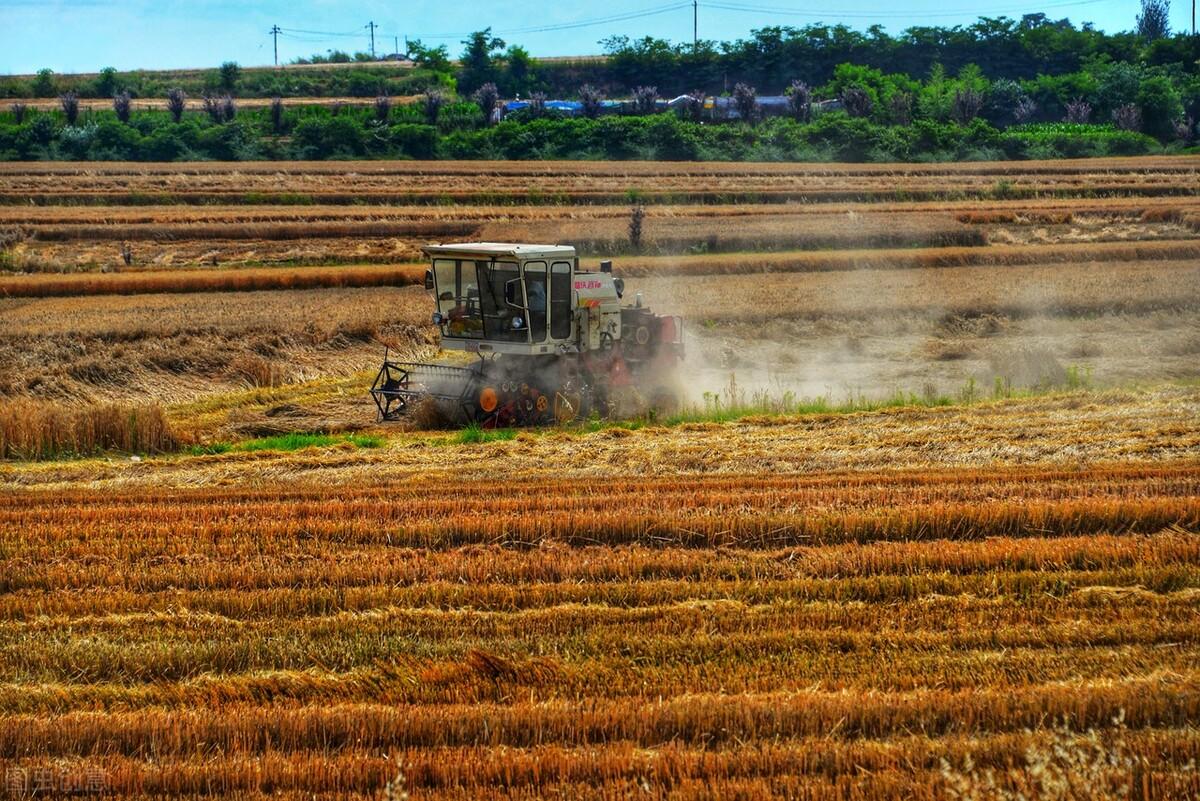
[524,261,547,343]
[550,261,572,340]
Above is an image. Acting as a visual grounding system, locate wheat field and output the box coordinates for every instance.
[1,157,1198,799]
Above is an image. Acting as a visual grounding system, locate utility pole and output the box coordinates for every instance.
[367,21,377,59]
[270,24,281,67]
[691,0,700,52]
[394,35,399,59]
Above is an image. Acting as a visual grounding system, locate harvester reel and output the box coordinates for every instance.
[370,359,411,422]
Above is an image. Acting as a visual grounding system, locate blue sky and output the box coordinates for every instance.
[0,0,1193,74]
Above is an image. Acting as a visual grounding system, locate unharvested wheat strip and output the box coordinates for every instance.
[0,195,1193,227]
[12,244,1196,301]
[0,265,426,298]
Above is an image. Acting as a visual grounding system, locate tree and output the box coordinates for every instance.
[218,62,242,92]
[474,82,500,124]
[504,45,536,96]
[1136,0,1171,41]
[1137,75,1183,138]
[166,88,186,123]
[10,103,27,125]
[459,29,506,94]
[407,40,451,73]
[94,67,118,99]
[32,69,55,98]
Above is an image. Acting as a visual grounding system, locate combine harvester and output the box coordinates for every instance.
[371,243,684,427]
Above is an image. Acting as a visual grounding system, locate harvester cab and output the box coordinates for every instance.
[371,243,684,427]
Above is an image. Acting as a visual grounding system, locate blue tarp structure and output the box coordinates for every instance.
[500,95,839,120]
[503,99,623,116]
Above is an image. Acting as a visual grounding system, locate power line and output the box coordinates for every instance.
[406,3,691,39]
[277,26,365,38]
[706,0,1116,20]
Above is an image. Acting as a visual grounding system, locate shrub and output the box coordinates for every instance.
[10,102,26,125]
[579,84,604,120]
[888,91,913,125]
[269,96,285,133]
[676,90,704,123]
[1064,98,1092,123]
[218,61,241,91]
[952,88,983,124]
[474,82,500,123]
[528,92,547,119]
[732,82,758,124]
[220,95,236,122]
[375,94,391,123]
[631,85,657,115]
[166,88,186,122]
[1012,96,1037,124]
[202,95,224,123]
[423,89,445,125]
[786,80,812,122]
[628,203,645,250]
[113,90,132,123]
[59,91,80,125]
[840,85,872,118]
[1112,103,1141,131]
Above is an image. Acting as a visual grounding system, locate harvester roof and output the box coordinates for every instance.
[422,242,577,259]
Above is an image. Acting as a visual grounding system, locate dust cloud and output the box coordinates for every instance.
[622,251,1199,410]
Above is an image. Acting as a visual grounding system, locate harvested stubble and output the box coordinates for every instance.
[0,462,1198,798]
[0,264,423,298]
